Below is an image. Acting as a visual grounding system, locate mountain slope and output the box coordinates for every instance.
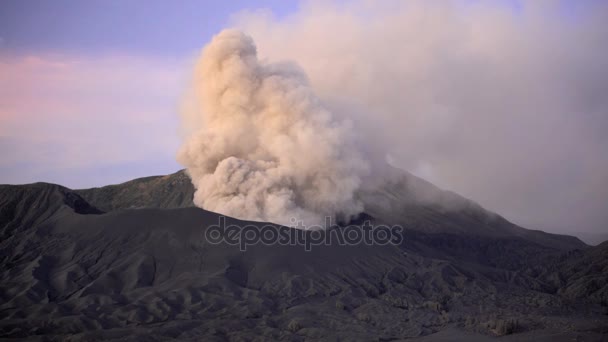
[535,241,608,305]
[1,170,603,340]
[76,167,587,251]
[0,192,606,340]
[360,166,587,251]
[75,169,194,212]
[0,182,102,234]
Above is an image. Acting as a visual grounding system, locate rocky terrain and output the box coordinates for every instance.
[0,169,607,341]
[74,170,194,212]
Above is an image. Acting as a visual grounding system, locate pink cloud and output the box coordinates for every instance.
[0,53,188,172]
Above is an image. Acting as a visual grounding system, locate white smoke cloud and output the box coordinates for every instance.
[228,0,608,235]
[177,29,368,226]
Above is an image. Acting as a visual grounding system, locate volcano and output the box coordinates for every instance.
[1,168,606,341]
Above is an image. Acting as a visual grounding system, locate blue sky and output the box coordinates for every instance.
[0,0,296,188]
[0,0,296,56]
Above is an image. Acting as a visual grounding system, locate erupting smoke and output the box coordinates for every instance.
[177,29,368,226]
[229,0,608,236]
[178,1,608,237]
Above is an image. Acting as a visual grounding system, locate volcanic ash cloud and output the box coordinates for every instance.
[177,29,368,226]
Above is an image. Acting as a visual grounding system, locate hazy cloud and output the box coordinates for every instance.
[231,0,608,234]
[0,54,186,187]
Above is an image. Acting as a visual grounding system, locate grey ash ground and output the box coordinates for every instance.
[1,169,607,341]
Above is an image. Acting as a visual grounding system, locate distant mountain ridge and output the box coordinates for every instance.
[75,169,194,212]
[360,166,587,250]
[0,182,101,235]
[74,168,587,251]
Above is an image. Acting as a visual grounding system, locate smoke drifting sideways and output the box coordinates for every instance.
[230,1,608,236]
[177,30,368,226]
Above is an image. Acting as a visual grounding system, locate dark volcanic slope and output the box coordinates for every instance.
[77,168,586,251]
[75,170,194,212]
[0,183,101,234]
[537,241,608,305]
[360,166,587,251]
[0,173,605,341]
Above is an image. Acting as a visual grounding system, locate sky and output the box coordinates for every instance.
[0,0,606,241]
[0,0,296,187]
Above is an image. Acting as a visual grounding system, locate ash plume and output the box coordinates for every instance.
[232,0,608,236]
[177,29,368,226]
